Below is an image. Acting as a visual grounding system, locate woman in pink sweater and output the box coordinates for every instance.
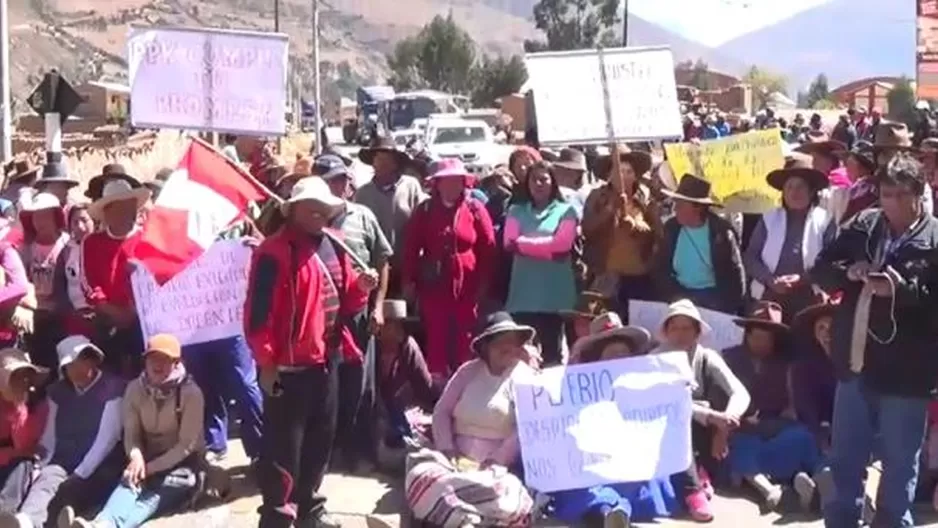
[405,312,537,527]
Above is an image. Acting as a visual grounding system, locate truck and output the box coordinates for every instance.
[387,90,469,132]
[342,85,395,145]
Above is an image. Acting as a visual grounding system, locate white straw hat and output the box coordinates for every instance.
[658,299,712,339]
[87,178,151,220]
[280,176,344,216]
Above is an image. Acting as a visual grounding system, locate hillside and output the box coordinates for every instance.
[4,0,538,113]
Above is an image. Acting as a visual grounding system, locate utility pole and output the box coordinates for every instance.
[622,0,629,47]
[312,0,322,155]
[274,0,280,31]
[0,0,12,162]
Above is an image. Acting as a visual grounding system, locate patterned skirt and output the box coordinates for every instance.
[405,449,533,527]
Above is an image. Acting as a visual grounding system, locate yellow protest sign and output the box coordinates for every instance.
[665,130,784,213]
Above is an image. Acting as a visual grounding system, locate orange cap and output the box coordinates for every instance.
[144,334,182,359]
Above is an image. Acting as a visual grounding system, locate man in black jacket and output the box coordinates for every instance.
[813,152,938,528]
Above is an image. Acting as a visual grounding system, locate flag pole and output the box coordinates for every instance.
[188,136,371,270]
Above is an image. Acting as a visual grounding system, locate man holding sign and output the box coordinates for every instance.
[244,177,378,528]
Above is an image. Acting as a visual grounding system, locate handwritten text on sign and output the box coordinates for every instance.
[513,353,693,493]
[525,46,683,145]
[131,240,250,347]
[665,129,784,214]
[629,300,743,353]
[127,26,288,136]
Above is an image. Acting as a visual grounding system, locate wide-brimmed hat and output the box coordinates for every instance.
[358,136,412,167]
[85,163,143,200]
[426,158,473,180]
[22,192,61,213]
[87,178,151,221]
[35,161,79,188]
[659,299,712,339]
[279,176,344,216]
[873,122,916,151]
[561,291,610,318]
[596,144,652,178]
[56,335,105,370]
[794,130,847,156]
[836,141,876,172]
[766,152,829,192]
[553,148,588,173]
[571,313,652,363]
[0,348,48,393]
[6,160,40,183]
[793,292,841,329]
[144,334,182,360]
[469,311,535,354]
[661,174,721,206]
[733,301,789,333]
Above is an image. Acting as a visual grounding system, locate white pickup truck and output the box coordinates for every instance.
[424,117,511,176]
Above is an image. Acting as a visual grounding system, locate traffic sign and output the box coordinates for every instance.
[27,70,85,122]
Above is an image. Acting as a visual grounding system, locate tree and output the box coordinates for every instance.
[470,55,528,107]
[525,0,621,52]
[690,59,711,91]
[806,73,831,109]
[742,65,788,109]
[386,13,477,94]
[887,76,917,127]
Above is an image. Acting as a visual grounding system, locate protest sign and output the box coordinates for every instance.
[514,352,693,493]
[664,130,784,213]
[131,240,251,347]
[524,46,683,145]
[127,26,288,136]
[629,300,742,352]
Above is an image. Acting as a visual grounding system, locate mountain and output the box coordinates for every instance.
[715,0,915,89]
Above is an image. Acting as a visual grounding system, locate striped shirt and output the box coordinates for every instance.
[331,202,393,267]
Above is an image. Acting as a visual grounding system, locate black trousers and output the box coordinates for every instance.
[671,422,713,498]
[258,364,339,528]
[26,310,64,374]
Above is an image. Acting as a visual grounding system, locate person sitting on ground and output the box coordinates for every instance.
[721,302,824,512]
[405,312,536,527]
[0,349,48,516]
[656,299,751,523]
[374,300,439,473]
[63,334,205,528]
[552,313,678,528]
[53,205,96,340]
[0,336,125,528]
[561,291,610,363]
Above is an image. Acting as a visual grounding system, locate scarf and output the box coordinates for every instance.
[141,362,188,401]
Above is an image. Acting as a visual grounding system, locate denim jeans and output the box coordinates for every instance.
[94,467,197,528]
[823,378,928,528]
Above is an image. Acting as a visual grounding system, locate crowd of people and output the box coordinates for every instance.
[0,103,929,528]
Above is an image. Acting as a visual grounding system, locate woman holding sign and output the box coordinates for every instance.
[551,313,679,528]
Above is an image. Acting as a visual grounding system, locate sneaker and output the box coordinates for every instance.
[684,490,714,523]
[763,484,784,512]
[56,507,75,528]
[793,472,817,512]
[206,450,228,464]
[296,512,342,528]
[603,507,631,528]
[0,513,32,528]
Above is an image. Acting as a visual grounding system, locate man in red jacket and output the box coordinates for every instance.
[244,176,377,528]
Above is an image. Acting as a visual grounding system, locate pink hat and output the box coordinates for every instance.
[427,158,473,180]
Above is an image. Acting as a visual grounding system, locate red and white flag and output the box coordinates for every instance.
[133,139,268,285]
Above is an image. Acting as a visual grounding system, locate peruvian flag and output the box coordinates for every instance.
[133,138,268,285]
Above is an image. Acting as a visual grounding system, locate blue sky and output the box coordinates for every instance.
[627,0,833,47]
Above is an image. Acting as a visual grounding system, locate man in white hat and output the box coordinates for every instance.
[81,179,151,375]
[244,177,378,528]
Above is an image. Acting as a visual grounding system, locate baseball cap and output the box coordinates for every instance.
[313,155,348,178]
[144,334,182,359]
[56,335,105,369]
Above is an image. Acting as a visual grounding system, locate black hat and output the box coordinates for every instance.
[85,163,143,200]
[661,174,720,206]
[358,136,412,167]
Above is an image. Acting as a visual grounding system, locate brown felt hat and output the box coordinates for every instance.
[766,152,829,192]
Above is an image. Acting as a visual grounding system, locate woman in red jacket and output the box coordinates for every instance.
[401,159,496,382]
[0,348,48,516]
